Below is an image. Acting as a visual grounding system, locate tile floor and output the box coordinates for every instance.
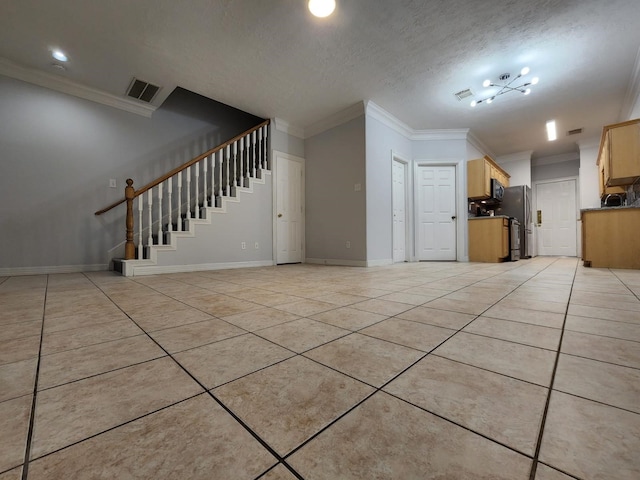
[1,257,639,479]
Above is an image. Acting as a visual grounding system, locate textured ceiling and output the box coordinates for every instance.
[1,0,640,158]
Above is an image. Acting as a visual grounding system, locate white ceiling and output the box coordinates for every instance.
[2,0,640,158]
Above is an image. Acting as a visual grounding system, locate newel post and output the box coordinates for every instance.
[125,179,135,260]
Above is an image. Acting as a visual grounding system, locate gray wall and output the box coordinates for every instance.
[271,127,305,158]
[0,75,264,271]
[305,115,366,262]
[532,160,580,183]
[365,115,412,263]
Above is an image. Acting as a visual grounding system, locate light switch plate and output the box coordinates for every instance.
[109,179,117,188]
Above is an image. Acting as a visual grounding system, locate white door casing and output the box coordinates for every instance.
[274,151,304,264]
[392,159,408,262]
[535,178,577,256]
[416,165,457,261]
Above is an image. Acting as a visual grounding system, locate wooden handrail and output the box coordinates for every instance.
[95,119,269,215]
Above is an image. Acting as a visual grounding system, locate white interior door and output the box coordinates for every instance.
[535,179,577,256]
[392,160,408,262]
[275,153,304,264]
[416,165,457,261]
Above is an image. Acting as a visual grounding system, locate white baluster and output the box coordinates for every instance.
[216,150,222,201]
[177,171,182,231]
[233,141,239,187]
[186,166,192,218]
[203,157,208,207]
[195,163,200,219]
[167,178,173,232]
[257,128,263,173]
[209,153,215,206]
[251,131,257,177]
[225,145,231,195]
[137,195,143,259]
[147,190,153,246]
[263,125,269,169]
[157,183,163,245]
[239,136,245,185]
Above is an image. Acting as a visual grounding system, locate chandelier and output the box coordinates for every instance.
[470,67,539,107]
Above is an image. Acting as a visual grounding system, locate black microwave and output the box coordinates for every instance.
[491,178,505,202]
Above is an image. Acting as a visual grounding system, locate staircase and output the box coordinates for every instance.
[95,120,271,276]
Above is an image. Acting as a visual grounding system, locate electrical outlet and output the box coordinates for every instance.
[241,242,246,250]
[254,242,259,249]
[354,183,361,192]
[109,179,117,188]
[346,241,351,249]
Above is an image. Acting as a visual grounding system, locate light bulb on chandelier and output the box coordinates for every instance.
[470,67,538,107]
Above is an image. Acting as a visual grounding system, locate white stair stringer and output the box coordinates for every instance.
[120,171,272,276]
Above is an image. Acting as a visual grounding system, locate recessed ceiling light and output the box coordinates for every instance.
[546,120,557,141]
[308,0,336,17]
[52,50,68,62]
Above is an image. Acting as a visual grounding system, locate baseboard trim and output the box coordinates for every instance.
[305,258,368,267]
[128,260,274,276]
[0,264,108,276]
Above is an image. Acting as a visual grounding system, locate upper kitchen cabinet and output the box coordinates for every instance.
[467,155,510,200]
[598,118,640,187]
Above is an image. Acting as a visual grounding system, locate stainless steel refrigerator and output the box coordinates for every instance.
[495,185,532,259]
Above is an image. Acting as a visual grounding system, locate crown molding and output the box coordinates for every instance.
[364,100,413,139]
[620,45,640,121]
[411,128,469,141]
[531,151,580,167]
[304,101,365,138]
[466,131,495,158]
[273,117,305,139]
[496,150,533,164]
[0,57,156,118]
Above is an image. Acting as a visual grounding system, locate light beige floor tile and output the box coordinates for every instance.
[232,291,303,307]
[496,297,567,314]
[41,319,142,356]
[43,311,131,333]
[304,333,424,387]
[444,290,507,304]
[360,318,454,352]
[561,330,640,369]
[350,298,414,316]
[464,317,562,351]
[377,292,437,306]
[423,297,493,315]
[0,357,37,402]
[402,285,452,296]
[567,304,640,324]
[569,291,640,311]
[385,355,547,455]
[0,320,41,342]
[310,307,388,331]
[396,306,475,330]
[539,391,640,480]
[506,290,570,304]
[274,299,337,317]
[564,315,640,342]
[0,467,22,480]
[554,354,640,413]
[31,357,203,459]
[288,392,531,480]
[222,308,300,331]
[148,318,244,353]
[534,463,574,479]
[38,335,166,390]
[215,356,373,456]
[189,295,262,317]
[434,332,556,386]
[27,395,276,480]
[256,318,349,353]
[0,394,32,472]
[481,304,565,328]
[175,334,294,388]
[0,335,41,366]
[132,308,215,332]
[258,464,298,479]
[339,286,394,298]
[312,292,370,306]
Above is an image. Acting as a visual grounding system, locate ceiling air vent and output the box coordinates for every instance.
[454,88,473,101]
[126,78,161,103]
[567,128,583,136]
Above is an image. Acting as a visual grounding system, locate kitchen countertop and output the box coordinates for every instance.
[468,215,510,220]
[580,205,640,212]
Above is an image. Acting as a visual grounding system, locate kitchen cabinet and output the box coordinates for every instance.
[468,217,510,262]
[598,147,626,198]
[598,119,640,187]
[581,207,640,269]
[467,156,510,200]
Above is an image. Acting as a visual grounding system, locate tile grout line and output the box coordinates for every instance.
[83,274,306,480]
[20,275,49,480]
[528,259,579,480]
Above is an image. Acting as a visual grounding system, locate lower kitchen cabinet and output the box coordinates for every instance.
[581,207,640,269]
[468,217,510,263]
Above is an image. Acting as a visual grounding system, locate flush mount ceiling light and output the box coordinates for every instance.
[308,0,336,17]
[546,120,557,141]
[51,49,68,62]
[469,67,539,107]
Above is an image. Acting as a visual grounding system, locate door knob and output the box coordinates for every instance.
[278,213,283,218]
[451,216,457,220]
